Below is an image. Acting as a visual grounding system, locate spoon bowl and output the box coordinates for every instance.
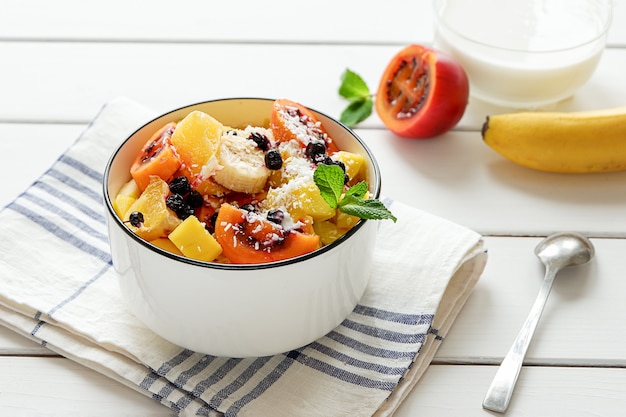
[535,232,595,270]
[483,232,595,413]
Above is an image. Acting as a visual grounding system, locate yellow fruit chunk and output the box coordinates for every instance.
[332,151,366,181]
[335,211,360,229]
[264,180,336,222]
[313,220,346,245]
[171,110,224,179]
[113,195,136,220]
[267,145,308,188]
[149,237,184,256]
[112,178,140,218]
[168,215,223,262]
[124,176,182,241]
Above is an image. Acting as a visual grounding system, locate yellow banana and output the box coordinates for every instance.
[482,106,626,173]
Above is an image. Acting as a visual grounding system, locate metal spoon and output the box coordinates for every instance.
[482,232,595,413]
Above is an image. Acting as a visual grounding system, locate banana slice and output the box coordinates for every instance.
[213,131,270,193]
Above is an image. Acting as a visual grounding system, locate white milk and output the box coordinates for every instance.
[433,0,611,108]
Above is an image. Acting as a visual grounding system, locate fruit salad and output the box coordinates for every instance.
[112,99,379,264]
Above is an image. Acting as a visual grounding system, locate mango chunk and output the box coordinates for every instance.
[332,151,366,181]
[263,180,336,222]
[112,178,140,218]
[168,215,223,262]
[149,237,184,256]
[335,211,360,229]
[313,220,345,245]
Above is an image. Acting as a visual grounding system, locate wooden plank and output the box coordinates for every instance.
[395,365,626,417]
[0,42,392,124]
[2,0,625,47]
[0,357,623,416]
[0,42,624,128]
[360,128,626,237]
[1,0,434,44]
[0,357,173,416]
[436,236,626,365]
[0,124,85,207]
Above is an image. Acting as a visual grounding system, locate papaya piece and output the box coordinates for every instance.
[214,203,320,264]
[270,99,339,154]
[130,122,182,191]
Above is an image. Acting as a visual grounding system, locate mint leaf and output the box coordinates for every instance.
[338,68,374,127]
[313,164,345,208]
[340,97,373,127]
[313,164,396,223]
[339,197,397,222]
[339,68,370,100]
[344,180,368,200]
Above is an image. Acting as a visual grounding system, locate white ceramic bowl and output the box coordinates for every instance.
[433,0,612,108]
[104,98,381,357]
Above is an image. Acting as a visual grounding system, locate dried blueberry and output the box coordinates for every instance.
[248,131,270,151]
[166,194,185,211]
[169,176,191,196]
[305,140,326,161]
[186,189,204,208]
[333,160,346,172]
[266,209,284,225]
[317,155,334,165]
[206,211,219,233]
[241,203,256,212]
[265,149,283,170]
[128,211,144,227]
[166,194,194,220]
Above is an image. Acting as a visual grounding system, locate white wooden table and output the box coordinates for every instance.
[1,1,625,415]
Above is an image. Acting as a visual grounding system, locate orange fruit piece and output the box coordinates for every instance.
[130,122,182,192]
[214,203,320,264]
[270,99,339,154]
[170,110,224,186]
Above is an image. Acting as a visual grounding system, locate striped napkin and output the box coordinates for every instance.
[0,97,487,417]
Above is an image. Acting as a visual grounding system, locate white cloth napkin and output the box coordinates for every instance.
[0,97,487,417]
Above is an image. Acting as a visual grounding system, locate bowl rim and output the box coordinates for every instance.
[103,97,382,271]
[432,0,613,54]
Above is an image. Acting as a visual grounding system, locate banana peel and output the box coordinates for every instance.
[482,106,626,173]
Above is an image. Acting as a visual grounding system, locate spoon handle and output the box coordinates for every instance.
[482,267,557,413]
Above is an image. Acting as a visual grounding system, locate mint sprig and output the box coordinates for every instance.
[313,164,396,222]
[338,68,374,127]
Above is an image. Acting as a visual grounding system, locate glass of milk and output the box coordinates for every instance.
[432,0,612,109]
